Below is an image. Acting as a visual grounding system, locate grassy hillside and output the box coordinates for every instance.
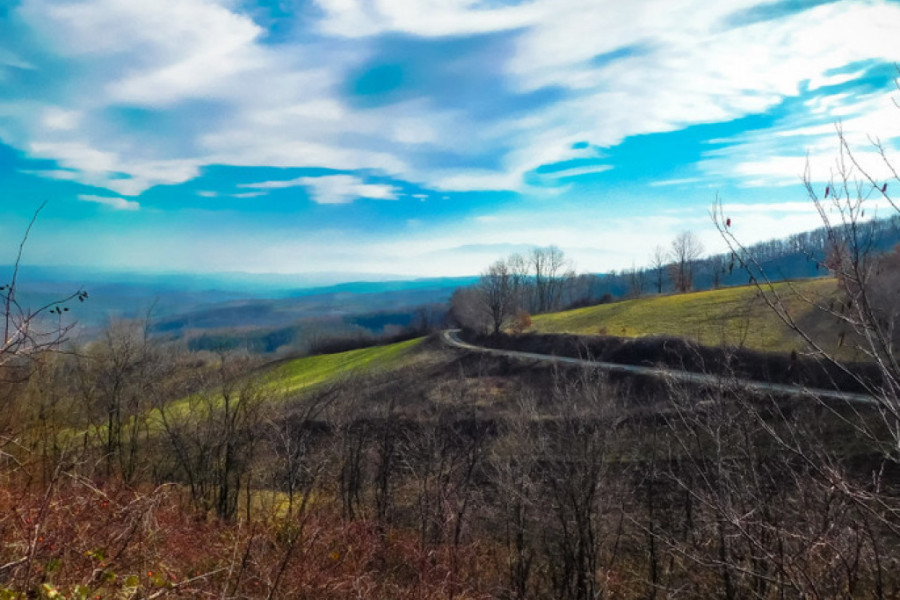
[139,337,426,430]
[532,278,845,354]
[265,336,425,395]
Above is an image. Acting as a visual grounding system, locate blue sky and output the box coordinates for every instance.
[1,0,900,278]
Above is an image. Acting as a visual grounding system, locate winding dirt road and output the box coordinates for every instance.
[440,329,877,405]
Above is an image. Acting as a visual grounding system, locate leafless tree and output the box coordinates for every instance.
[537,368,627,600]
[708,253,726,289]
[479,259,518,335]
[507,252,530,310]
[650,245,668,294]
[530,246,570,313]
[78,318,172,482]
[713,121,900,429]
[698,85,900,597]
[156,350,268,520]
[449,286,489,333]
[453,247,576,329]
[1,204,87,373]
[490,393,541,599]
[0,204,88,495]
[627,262,646,298]
[265,384,336,518]
[669,231,704,293]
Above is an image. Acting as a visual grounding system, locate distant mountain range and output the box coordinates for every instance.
[1,265,477,348]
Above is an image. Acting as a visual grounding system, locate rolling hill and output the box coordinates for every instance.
[531,277,848,355]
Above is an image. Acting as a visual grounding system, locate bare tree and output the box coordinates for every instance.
[530,246,569,313]
[698,85,900,598]
[507,252,531,311]
[627,263,646,298]
[0,205,88,501]
[449,286,488,332]
[1,204,87,372]
[265,384,336,518]
[865,243,900,347]
[713,122,900,419]
[479,259,518,335]
[650,245,667,294]
[537,368,626,600]
[76,318,174,482]
[156,351,268,520]
[708,253,726,289]
[669,231,704,293]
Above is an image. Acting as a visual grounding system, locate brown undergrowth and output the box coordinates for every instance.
[0,478,499,599]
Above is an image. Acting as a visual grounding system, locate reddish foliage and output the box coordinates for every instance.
[0,480,498,599]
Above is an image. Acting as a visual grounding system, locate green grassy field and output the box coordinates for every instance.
[265,337,425,395]
[134,338,425,433]
[532,278,844,354]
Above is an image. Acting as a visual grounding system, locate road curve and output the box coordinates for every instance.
[440,329,877,406]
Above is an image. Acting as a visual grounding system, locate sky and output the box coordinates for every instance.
[1,0,900,280]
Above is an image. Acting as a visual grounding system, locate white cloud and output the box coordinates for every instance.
[650,177,704,187]
[312,0,540,38]
[23,0,265,106]
[244,174,398,204]
[241,177,306,190]
[41,108,82,131]
[300,175,398,204]
[78,194,140,211]
[430,169,525,192]
[699,90,900,188]
[28,141,200,196]
[0,48,34,70]
[4,0,900,201]
[538,164,613,180]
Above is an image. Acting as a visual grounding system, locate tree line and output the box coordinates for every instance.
[451,214,900,336]
[450,232,708,335]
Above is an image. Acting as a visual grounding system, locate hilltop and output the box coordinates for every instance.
[530,277,847,355]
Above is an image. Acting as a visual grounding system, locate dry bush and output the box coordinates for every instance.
[0,477,501,600]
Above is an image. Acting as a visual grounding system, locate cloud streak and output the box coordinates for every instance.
[78,194,140,211]
[244,174,399,204]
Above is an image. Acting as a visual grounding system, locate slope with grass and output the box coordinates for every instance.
[134,337,426,435]
[532,278,844,355]
[265,336,425,395]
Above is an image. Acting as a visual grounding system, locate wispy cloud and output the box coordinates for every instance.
[241,177,309,190]
[0,48,34,70]
[299,175,399,205]
[537,164,613,181]
[5,0,899,199]
[650,177,704,187]
[244,174,399,204]
[28,141,200,196]
[699,88,900,187]
[78,194,140,211]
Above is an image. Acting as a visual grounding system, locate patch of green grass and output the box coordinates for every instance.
[129,338,425,435]
[532,279,843,354]
[266,337,424,394]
